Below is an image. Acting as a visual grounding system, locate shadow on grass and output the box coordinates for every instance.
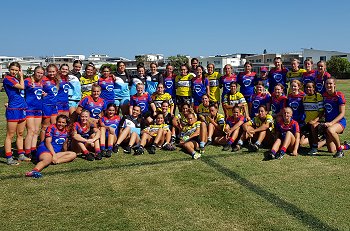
[201,157,337,231]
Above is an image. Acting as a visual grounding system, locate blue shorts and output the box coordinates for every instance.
[26,110,42,118]
[6,108,26,122]
[42,104,58,118]
[57,102,69,113]
[130,127,141,136]
[36,144,62,161]
[69,100,80,108]
[114,97,130,107]
[339,118,347,130]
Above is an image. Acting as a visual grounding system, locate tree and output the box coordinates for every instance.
[26,67,33,77]
[167,55,189,74]
[326,56,350,79]
[100,63,117,73]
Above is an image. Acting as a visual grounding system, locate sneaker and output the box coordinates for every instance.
[199,147,205,154]
[95,152,103,160]
[263,152,273,161]
[123,146,131,154]
[101,150,107,157]
[307,148,318,156]
[162,143,170,151]
[206,140,212,146]
[105,150,112,158]
[113,144,119,153]
[25,170,42,178]
[249,143,259,152]
[269,151,276,159]
[86,153,95,161]
[171,136,176,144]
[148,145,156,154]
[134,147,144,155]
[6,157,19,166]
[232,144,241,152]
[192,152,201,160]
[222,143,231,151]
[18,154,31,162]
[333,150,344,158]
[276,151,285,160]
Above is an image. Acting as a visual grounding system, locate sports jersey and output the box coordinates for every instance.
[303,93,324,124]
[301,70,316,86]
[176,112,189,127]
[180,121,201,137]
[249,92,271,117]
[175,74,193,97]
[276,119,300,138]
[37,124,68,155]
[223,92,247,116]
[226,114,245,127]
[80,74,98,98]
[270,93,287,116]
[3,75,26,109]
[130,75,146,96]
[254,77,269,92]
[100,115,121,136]
[42,76,58,105]
[68,74,81,102]
[268,68,288,93]
[24,77,43,111]
[248,114,274,131]
[286,69,306,93]
[287,92,306,124]
[114,72,130,99]
[323,91,346,123]
[98,75,115,103]
[73,122,95,139]
[143,123,169,136]
[191,76,209,105]
[163,74,176,98]
[56,75,70,104]
[237,72,256,98]
[206,113,225,126]
[151,92,173,111]
[79,95,106,119]
[130,92,151,114]
[146,72,163,95]
[206,72,221,102]
[163,113,174,126]
[220,74,237,99]
[120,115,146,135]
[197,103,210,118]
[315,71,331,94]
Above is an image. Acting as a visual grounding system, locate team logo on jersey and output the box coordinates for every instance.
[316,83,323,92]
[225,83,231,91]
[165,81,173,89]
[324,103,333,113]
[20,90,25,98]
[34,89,43,100]
[92,108,102,117]
[63,84,70,94]
[51,86,58,96]
[110,124,118,129]
[106,85,114,92]
[138,102,146,112]
[253,100,260,108]
[274,74,282,82]
[271,104,276,113]
[289,101,299,111]
[194,85,202,93]
[243,79,252,87]
[55,138,66,145]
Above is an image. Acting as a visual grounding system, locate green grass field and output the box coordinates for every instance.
[1,81,350,230]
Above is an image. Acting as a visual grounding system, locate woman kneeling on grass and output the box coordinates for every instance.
[268,107,300,160]
[179,113,203,159]
[26,115,76,178]
[71,110,101,161]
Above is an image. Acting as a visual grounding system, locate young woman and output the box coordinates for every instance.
[57,64,70,117]
[158,101,176,151]
[99,103,121,158]
[268,107,300,160]
[130,82,152,123]
[135,113,169,155]
[25,115,76,178]
[24,66,44,159]
[270,83,288,119]
[3,62,27,165]
[146,62,163,95]
[163,64,176,102]
[206,63,221,105]
[206,104,226,146]
[72,109,101,161]
[80,62,98,98]
[179,113,202,159]
[255,66,269,91]
[220,64,237,111]
[222,82,249,120]
[130,65,147,96]
[322,78,346,158]
[70,60,82,79]
[192,66,209,112]
[68,66,82,116]
[287,80,306,127]
[315,61,331,94]
[237,61,256,101]
[98,66,115,107]
[301,58,316,89]
[286,59,306,94]
[268,57,288,94]
[175,64,193,106]
[114,61,130,115]
[248,81,271,118]
[150,83,174,117]
[197,94,210,122]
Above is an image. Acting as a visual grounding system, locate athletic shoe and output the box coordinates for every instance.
[86,153,95,161]
[199,147,205,154]
[95,152,103,160]
[25,170,42,178]
[105,150,113,158]
[307,148,318,156]
[232,144,241,152]
[269,151,276,160]
[113,145,119,153]
[123,146,131,154]
[171,136,176,144]
[162,143,170,150]
[206,140,212,146]
[249,143,259,152]
[18,154,31,162]
[148,145,156,154]
[6,157,19,166]
[192,152,201,160]
[333,150,344,158]
[222,143,231,151]
[101,150,107,157]
[134,147,144,155]
[276,151,285,160]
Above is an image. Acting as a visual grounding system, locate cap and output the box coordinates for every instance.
[260,66,268,72]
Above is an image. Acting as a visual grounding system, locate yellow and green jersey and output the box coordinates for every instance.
[175,74,193,97]
[206,72,221,102]
[80,74,99,98]
[248,114,274,131]
[303,93,324,123]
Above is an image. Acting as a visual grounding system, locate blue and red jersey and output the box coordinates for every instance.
[268,68,288,93]
[42,76,58,105]
[24,77,43,110]
[191,76,208,104]
[270,93,287,116]
[287,92,306,124]
[220,74,237,99]
[237,72,256,98]
[323,91,346,122]
[163,74,176,98]
[79,96,106,119]
[315,71,331,94]
[73,122,95,139]
[100,115,121,136]
[98,75,115,103]
[249,92,271,117]
[3,75,26,109]
[130,92,151,114]
[276,119,300,138]
[37,124,69,154]
[301,70,316,86]
[226,114,245,127]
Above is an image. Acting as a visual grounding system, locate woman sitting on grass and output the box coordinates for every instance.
[206,104,226,146]
[179,112,203,159]
[267,107,300,160]
[25,115,76,178]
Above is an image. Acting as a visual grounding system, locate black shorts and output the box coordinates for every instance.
[176,96,192,105]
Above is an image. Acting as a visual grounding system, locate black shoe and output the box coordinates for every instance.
[263,152,272,161]
[105,150,112,158]
[249,143,259,152]
[86,153,95,161]
[206,140,212,146]
[333,150,344,158]
[124,146,131,154]
[113,144,119,153]
[222,143,231,151]
[148,145,156,154]
[232,144,241,152]
[276,151,285,160]
[269,151,276,159]
[171,136,176,144]
[95,152,103,160]
[101,149,107,157]
[134,147,144,155]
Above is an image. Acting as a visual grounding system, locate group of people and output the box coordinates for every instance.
[3,56,348,178]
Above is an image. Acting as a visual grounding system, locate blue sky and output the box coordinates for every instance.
[1,0,349,59]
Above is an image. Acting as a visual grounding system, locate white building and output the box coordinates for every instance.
[88,54,109,62]
[135,54,164,62]
[302,48,350,62]
[66,54,86,60]
[197,54,249,74]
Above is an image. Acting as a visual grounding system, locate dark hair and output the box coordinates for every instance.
[191,58,199,64]
[73,60,82,66]
[209,103,218,109]
[56,114,69,125]
[106,103,118,111]
[230,81,238,87]
[258,105,267,111]
[46,64,60,88]
[255,80,264,86]
[150,62,158,67]
[244,61,253,67]
[8,62,21,69]
[233,105,240,111]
